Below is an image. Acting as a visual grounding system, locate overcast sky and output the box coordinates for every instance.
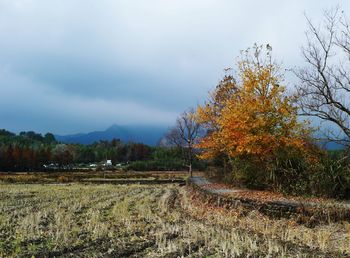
[0,0,348,134]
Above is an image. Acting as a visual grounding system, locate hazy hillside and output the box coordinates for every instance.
[55,125,168,146]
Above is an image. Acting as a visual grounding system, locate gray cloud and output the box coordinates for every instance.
[0,0,348,134]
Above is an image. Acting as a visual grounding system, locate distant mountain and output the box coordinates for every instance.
[55,124,168,146]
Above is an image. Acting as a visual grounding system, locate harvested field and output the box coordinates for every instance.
[0,171,189,184]
[0,183,349,257]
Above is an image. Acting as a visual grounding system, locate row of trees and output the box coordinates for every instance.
[0,130,55,171]
[0,131,164,171]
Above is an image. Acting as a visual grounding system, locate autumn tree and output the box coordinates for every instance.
[197,45,311,183]
[195,73,238,177]
[295,8,350,147]
[166,108,201,177]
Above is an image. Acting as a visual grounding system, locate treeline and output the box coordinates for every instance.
[0,130,56,171]
[0,129,205,172]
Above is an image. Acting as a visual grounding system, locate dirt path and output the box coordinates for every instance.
[190,176,245,194]
[189,176,350,223]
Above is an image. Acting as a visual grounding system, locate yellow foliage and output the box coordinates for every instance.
[197,45,311,161]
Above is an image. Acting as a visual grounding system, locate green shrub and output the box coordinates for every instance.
[203,143,349,198]
[309,156,350,199]
[231,157,267,190]
[268,147,311,195]
[227,147,350,199]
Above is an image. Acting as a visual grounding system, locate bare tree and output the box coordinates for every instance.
[295,7,350,146]
[166,108,201,177]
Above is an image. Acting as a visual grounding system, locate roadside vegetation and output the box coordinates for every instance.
[187,9,350,199]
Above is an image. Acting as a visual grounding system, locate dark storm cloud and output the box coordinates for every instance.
[0,0,348,134]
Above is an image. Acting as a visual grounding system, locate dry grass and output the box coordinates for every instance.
[0,183,349,257]
[0,171,189,184]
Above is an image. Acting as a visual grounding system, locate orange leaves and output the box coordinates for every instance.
[196,45,311,161]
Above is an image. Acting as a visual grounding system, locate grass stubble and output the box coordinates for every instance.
[0,182,349,257]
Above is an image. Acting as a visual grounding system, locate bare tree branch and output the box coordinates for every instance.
[165,108,202,177]
[295,7,350,146]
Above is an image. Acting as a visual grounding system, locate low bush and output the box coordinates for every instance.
[270,149,350,199]
[210,146,350,199]
[309,156,350,199]
[231,158,267,190]
[268,147,312,195]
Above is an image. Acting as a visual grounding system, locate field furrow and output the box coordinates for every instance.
[0,183,349,257]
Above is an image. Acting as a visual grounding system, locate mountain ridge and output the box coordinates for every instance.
[54,124,168,146]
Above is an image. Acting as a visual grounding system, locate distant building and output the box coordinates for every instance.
[105,160,112,166]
